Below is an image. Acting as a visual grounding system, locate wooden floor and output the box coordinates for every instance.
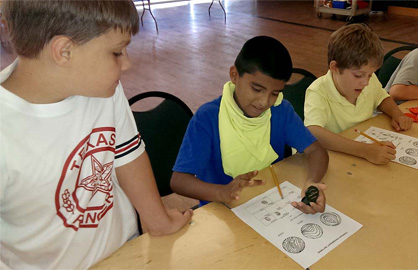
[1,0,418,211]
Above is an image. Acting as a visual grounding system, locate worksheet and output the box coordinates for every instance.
[354,126,418,169]
[232,182,362,269]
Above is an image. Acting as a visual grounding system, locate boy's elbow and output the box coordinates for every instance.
[170,171,182,193]
[389,84,406,100]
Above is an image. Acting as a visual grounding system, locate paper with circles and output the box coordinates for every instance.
[231,181,362,269]
[354,126,418,169]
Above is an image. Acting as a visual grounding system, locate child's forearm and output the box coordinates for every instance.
[116,153,183,235]
[304,141,329,184]
[389,84,418,101]
[171,172,224,203]
[377,96,404,119]
[308,125,372,159]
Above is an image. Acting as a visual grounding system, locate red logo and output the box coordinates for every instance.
[56,127,116,231]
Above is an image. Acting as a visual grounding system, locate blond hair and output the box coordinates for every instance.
[328,24,384,70]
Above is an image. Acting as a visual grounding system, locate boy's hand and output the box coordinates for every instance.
[162,208,193,235]
[363,141,396,165]
[220,170,265,204]
[291,182,327,214]
[391,114,413,131]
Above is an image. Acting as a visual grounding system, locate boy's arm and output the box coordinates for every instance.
[377,97,413,131]
[171,171,264,205]
[290,141,328,214]
[115,152,192,236]
[308,125,396,165]
[389,84,418,101]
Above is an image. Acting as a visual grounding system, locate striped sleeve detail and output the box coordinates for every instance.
[115,133,142,159]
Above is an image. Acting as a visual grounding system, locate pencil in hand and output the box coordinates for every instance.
[354,129,383,146]
[269,165,284,199]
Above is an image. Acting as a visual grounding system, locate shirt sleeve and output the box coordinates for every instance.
[304,85,329,128]
[370,74,390,109]
[282,102,317,153]
[113,84,145,167]
[391,51,418,86]
[173,109,213,175]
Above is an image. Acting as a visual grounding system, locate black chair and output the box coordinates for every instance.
[282,68,317,158]
[282,68,317,121]
[128,91,194,234]
[376,45,418,87]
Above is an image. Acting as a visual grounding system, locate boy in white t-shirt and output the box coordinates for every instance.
[0,1,192,269]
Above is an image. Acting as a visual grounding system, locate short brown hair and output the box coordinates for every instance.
[2,0,139,58]
[328,24,384,70]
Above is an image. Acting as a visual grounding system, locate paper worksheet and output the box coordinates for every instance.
[354,126,418,169]
[232,181,362,269]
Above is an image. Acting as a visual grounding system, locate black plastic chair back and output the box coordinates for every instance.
[376,45,418,87]
[282,68,317,158]
[129,91,193,197]
[282,68,317,121]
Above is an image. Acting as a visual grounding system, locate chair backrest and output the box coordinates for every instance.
[281,68,317,158]
[128,91,193,197]
[282,68,317,121]
[376,45,418,87]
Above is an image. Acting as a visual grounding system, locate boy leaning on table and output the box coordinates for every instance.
[304,24,413,165]
[171,36,329,214]
[0,1,192,269]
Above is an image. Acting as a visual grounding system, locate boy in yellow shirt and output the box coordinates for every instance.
[304,24,412,165]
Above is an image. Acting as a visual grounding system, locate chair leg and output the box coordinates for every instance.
[208,0,226,23]
[208,0,214,16]
[141,0,159,33]
[218,0,227,23]
[147,0,159,33]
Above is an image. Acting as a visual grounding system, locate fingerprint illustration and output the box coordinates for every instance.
[399,156,417,165]
[301,223,323,239]
[405,148,418,157]
[413,141,418,148]
[282,237,305,253]
[320,212,342,226]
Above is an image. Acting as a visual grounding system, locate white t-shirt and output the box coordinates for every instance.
[0,60,144,269]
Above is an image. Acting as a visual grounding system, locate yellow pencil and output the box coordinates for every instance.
[269,165,284,199]
[354,129,383,146]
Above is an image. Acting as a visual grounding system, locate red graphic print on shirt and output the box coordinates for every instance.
[55,127,116,231]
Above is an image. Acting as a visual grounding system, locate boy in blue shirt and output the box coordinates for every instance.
[171,36,328,214]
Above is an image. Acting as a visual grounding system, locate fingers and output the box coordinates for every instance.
[291,201,325,214]
[238,170,259,180]
[295,183,326,214]
[392,118,401,131]
[398,115,413,130]
[393,115,413,131]
[382,141,396,149]
[183,209,194,220]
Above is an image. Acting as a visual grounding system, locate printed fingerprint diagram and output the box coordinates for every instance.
[406,148,418,157]
[413,141,418,148]
[282,236,305,253]
[320,212,342,226]
[301,223,323,239]
[399,156,417,165]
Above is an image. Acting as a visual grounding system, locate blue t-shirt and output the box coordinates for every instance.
[173,96,316,205]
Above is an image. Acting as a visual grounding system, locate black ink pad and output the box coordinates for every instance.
[301,186,319,206]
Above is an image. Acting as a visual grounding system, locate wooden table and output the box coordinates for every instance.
[92,100,418,269]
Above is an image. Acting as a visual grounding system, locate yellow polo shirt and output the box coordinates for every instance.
[304,70,390,133]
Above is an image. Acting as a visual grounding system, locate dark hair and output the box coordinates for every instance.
[234,36,292,81]
[328,23,384,70]
[3,0,140,58]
